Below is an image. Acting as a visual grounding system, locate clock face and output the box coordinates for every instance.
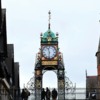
[42,46,56,59]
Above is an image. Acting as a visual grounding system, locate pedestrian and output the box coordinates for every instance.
[21,88,30,100]
[46,87,50,100]
[21,89,25,100]
[24,88,30,100]
[41,88,46,100]
[52,88,57,100]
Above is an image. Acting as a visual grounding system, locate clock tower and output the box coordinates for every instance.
[34,11,65,100]
[41,11,58,69]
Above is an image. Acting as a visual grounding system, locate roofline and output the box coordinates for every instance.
[87,76,97,78]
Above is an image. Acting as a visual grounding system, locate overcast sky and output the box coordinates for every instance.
[2,0,100,88]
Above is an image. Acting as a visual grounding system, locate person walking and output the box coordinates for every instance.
[46,87,51,100]
[52,88,57,100]
[41,88,46,100]
[21,88,30,100]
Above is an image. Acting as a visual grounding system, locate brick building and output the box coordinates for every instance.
[86,39,100,99]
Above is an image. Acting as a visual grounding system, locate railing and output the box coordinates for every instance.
[0,88,99,100]
[28,88,97,100]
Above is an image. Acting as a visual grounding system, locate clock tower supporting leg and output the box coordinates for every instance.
[34,76,42,100]
[58,69,65,100]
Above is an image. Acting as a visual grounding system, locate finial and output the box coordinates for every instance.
[48,10,51,29]
[56,32,59,37]
[40,32,42,37]
[85,70,87,77]
[98,37,100,51]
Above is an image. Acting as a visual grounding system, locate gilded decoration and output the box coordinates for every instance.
[42,61,57,65]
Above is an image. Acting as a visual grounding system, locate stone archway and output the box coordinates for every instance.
[34,62,65,100]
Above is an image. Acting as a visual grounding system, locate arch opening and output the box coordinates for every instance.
[42,71,57,89]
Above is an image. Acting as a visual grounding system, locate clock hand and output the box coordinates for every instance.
[47,47,50,58]
[49,46,51,58]
[49,49,50,58]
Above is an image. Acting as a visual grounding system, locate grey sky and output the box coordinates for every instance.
[2,0,100,88]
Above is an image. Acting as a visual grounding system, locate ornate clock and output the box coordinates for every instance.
[42,46,56,59]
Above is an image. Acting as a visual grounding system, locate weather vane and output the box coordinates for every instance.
[48,10,51,29]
